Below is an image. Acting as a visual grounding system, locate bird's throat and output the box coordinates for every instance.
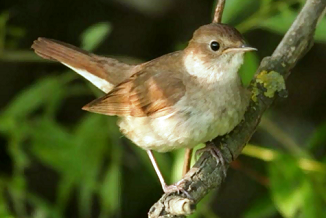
[184,52,244,85]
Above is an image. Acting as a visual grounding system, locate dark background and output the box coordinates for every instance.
[1,0,326,218]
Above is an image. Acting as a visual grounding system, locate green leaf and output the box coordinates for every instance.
[171,149,185,184]
[188,192,218,218]
[30,118,77,173]
[74,114,111,179]
[26,192,61,218]
[269,157,303,217]
[0,73,75,124]
[99,161,122,217]
[269,155,325,218]
[244,194,278,218]
[74,114,111,217]
[0,184,13,217]
[239,52,259,87]
[55,176,75,214]
[221,0,257,24]
[79,181,94,218]
[30,115,113,216]
[0,12,10,51]
[1,76,62,119]
[80,22,112,51]
[306,122,326,150]
[315,17,326,43]
[7,26,25,38]
[259,10,326,43]
[259,10,294,36]
[97,117,123,217]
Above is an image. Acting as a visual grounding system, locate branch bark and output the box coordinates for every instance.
[148,0,326,217]
[212,0,225,23]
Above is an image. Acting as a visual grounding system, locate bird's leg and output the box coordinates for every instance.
[146,150,191,198]
[147,150,168,190]
[182,148,193,176]
[195,141,228,178]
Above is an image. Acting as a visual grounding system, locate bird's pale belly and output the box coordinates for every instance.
[118,97,248,152]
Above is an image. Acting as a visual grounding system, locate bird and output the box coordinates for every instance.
[32,23,256,194]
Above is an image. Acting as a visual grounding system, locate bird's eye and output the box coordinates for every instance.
[210,41,220,51]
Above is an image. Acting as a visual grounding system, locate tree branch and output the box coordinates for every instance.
[213,0,225,23]
[148,0,326,217]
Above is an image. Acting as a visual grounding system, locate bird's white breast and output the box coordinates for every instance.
[118,53,250,152]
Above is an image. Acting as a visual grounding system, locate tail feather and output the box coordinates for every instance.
[32,37,134,93]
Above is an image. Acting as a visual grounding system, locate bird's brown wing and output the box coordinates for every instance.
[82,70,186,118]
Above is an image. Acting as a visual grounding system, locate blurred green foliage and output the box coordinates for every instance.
[1,0,326,218]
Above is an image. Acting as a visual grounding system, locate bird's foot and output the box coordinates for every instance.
[195,141,228,178]
[163,179,192,199]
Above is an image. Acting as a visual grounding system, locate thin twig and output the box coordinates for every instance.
[148,0,326,217]
[212,0,226,23]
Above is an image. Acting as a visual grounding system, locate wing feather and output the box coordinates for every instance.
[83,70,186,118]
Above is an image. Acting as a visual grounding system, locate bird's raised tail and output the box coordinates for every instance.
[32,37,135,93]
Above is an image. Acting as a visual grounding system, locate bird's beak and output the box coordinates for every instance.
[223,44,257,53]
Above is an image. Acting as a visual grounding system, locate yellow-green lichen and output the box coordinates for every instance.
[251,85,259,102]
[252,71,286,102]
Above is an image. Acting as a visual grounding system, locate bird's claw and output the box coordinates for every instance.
[195,141,228,178]
[163,179,192,199]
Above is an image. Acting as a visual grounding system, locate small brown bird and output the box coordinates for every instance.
[32,23,256,194]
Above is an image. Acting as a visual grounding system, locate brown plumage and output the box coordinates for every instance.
[83,67,186,117]
[32,37,135,86]
[32,37,187,118]
[32,23,256,194]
